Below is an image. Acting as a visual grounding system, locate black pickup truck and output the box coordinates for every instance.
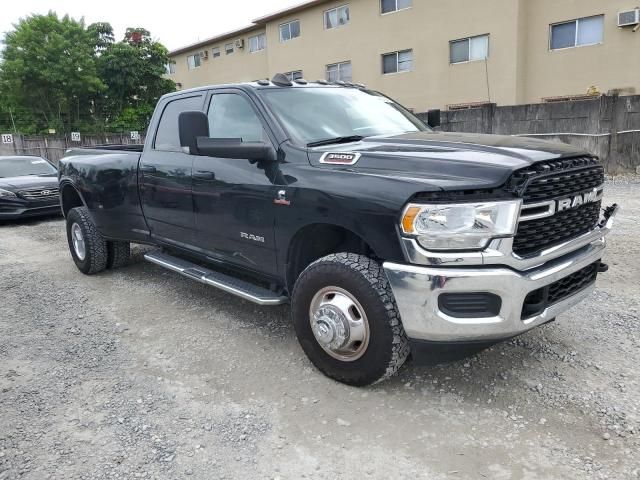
[58,75,618,386]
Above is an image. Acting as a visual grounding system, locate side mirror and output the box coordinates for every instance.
[196,138,277,162]
[179,111,209,154]
[427,109,441,128]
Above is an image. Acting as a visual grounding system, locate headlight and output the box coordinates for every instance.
[401,200,521,251]
[0,188,17,198]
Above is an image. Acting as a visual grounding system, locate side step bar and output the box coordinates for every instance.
[144,251,288,306]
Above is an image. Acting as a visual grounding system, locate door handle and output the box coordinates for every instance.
[193,170,215,180]
[140,164,156,173]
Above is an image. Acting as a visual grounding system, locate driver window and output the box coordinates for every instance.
[207,93,266,142]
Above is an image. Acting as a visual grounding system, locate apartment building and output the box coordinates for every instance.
[167,0,640,112]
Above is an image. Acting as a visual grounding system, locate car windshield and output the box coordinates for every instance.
[0,157,57,178]
[258,87,428,146]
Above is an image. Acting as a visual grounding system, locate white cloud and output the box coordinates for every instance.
[0,0,306,51]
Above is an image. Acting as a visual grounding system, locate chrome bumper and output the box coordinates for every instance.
[384,207,617,343]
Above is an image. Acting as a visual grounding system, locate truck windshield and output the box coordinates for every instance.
[0,157,57,178]
[258,87,429,147]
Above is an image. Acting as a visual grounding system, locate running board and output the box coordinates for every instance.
[144,251,288,306]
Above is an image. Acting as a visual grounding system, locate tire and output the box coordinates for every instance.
[107,241,131,269]
[291,253,410,386]
[66,207,108,275]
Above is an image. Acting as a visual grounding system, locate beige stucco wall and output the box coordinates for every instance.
[261,0,523,111]
[521,0,640,102]
[169,28,269,89]
[167,0,640,110]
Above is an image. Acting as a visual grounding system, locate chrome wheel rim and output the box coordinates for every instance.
[71,223,86,261]
[309,286,370,362]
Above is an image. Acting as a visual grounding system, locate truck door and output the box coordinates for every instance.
[139,94,204,246]
[192,90,279,275]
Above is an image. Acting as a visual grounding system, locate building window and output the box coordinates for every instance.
[280,20,301,42]
[249,33,266,53]
[382,49,413,74]
[225,43,234,54]
[326,61,352,82]
[187,54,201,70]
[450,34,489,64]
[165,62,176,75]
[324,5,350,29]
[285,70,303,81]
[212,46,221,58]
[381,0,411,14]
[550,15,604,50]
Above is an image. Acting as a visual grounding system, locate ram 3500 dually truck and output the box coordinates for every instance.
[58,75,618,386]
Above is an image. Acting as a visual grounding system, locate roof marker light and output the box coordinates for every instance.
[271,73,293,87]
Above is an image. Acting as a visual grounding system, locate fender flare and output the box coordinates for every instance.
[58,180,88,218]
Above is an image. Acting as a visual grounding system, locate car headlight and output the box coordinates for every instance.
[0,188,17,198]
[400,200,522,251]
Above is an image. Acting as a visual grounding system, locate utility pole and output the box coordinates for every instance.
[484,58,492,104]
[8,107,17,134]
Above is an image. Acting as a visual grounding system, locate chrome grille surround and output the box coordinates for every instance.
[17,187,60,201]
[400,157,616,271]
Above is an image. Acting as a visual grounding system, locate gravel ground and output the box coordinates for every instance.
[1,178,639,480]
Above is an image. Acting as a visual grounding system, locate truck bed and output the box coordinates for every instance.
[58,146,147,242]
[65,144,144,156]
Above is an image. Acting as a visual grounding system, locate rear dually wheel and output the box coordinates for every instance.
[66,207,108,275]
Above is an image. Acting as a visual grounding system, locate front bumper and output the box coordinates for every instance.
[384,206,617,343]
[0,201,61,219]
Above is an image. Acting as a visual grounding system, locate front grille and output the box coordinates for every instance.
[521,166,604,203]
[510,156,601,195]
[511,156,604,257]
[522,262,599,319]
[514,201,601,257]
[18,187,59,200]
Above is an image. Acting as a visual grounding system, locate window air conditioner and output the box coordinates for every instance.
[618,8,640,27]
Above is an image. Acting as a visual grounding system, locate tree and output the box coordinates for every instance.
[0,12,105,133]
[97,27,175,131]
[0,14,175,134]
[87,22,115,52]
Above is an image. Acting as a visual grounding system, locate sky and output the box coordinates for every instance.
[0,0,307,51]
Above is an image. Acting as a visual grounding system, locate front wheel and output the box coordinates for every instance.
[291,253,410,386]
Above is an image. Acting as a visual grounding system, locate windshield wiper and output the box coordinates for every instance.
[307,135,365,148]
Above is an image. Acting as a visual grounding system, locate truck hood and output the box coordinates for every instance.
[0,175,58,191]
[307,131,589,190]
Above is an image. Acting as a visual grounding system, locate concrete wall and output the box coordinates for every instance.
[417,95,640,173]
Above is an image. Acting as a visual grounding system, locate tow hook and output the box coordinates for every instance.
[599,203,619,227]
[598,262,609,273]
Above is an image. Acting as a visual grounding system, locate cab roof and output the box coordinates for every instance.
[163,74,366,100]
